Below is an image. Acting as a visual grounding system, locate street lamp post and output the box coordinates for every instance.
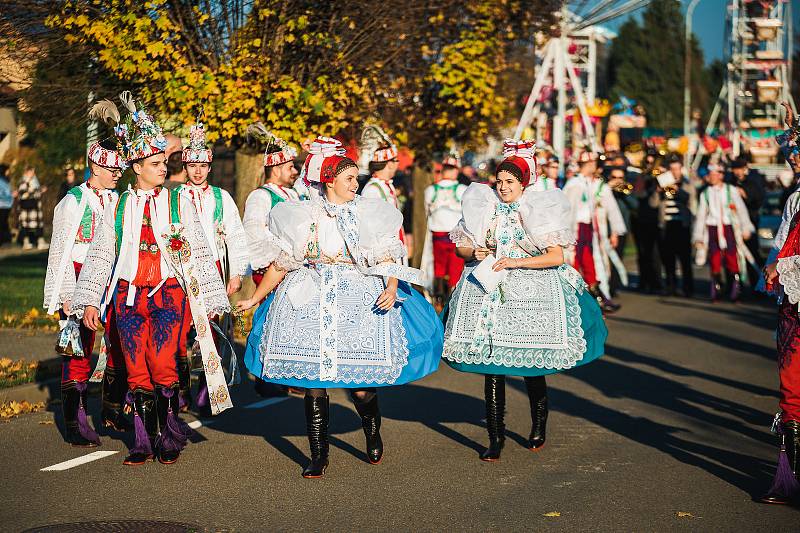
[684,0,701,168]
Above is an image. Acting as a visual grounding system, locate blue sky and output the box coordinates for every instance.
[601,0,798,64]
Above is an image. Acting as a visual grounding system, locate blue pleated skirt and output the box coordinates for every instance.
[244,282,442,388]
[444,290,607,376]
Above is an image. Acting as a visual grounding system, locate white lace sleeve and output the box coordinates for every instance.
[520,189,576,249]
[243,189,279,271]
[357,197,406,265]
[460,183,497,248]
[221,190,250,278]
[43,195,78,311]
[73,204,116,314]
[182,205,231,316]
[449,219,477,248]
[778,255,800,305]
[269,201,313,271]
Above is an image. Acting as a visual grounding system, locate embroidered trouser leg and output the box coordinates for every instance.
[574,223,597,286]
[115,279,191,391]
[707,225,738,275]
[778,299,800,423]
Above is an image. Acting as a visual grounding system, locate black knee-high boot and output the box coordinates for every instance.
[101,366,132,431]
[61,381,101,447]
[302,395,330,478]
[352,392,383,464]
[480,375,505,461]
[525,376,548,451]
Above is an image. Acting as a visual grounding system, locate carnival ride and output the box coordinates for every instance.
[690,0,795,174]
[514,1,655,172]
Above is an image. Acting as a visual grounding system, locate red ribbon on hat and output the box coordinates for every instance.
[501,138,538,187]
[302,137,347,184]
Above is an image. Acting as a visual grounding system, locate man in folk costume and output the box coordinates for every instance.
[692,162,754,302]
[422,151,468,307]
[176,113,249,410]
[530,151,558,191]
[360,125,411,261]
[563,150,627,313]
[242,124,299,286]
[73,92,230,466]
[760,101,800,504]
[44,102,132,447]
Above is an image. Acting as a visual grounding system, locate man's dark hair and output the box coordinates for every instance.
[730,156,748,170]
[167,151,184,177]
[0,163,9,177]
[263,144,284,182]
[368,160,388,174]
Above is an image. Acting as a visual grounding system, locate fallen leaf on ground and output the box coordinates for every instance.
[677,512,694,518]
[38,420,54,425]
[543,512,561,517]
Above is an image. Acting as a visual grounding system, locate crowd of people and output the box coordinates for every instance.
[33,90,800,502]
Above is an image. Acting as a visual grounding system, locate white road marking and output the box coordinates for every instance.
[41,396,287,471]
[41,451,120,471]
[244,396,290,410]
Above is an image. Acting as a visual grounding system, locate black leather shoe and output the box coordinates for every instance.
[177,355,192,412]
[302,395,330,478]
[61,382,101,447]
[525,376,548,451]
[353,393,383,464]
[480,375,505,462]
[123,389,157,465]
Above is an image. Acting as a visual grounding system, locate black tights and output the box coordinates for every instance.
[305,387,377,404]
[485,375,547,401]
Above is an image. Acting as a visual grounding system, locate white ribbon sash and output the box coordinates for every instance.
[161,222,233,415]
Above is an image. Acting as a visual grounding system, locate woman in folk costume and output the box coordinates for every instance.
[175,113,249,411]
[242,124,300,286]
[44,101,131,447]
[760,101,800,505]
[359,125,411,262]
[73,92,230,466]
[443,139,607,462]
[562,150,627,313]
[237,137,442,478]
[692,162,755,302]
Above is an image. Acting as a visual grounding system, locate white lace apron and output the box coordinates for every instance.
[444,202,588,370]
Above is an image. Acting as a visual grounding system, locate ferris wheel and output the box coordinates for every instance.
[514,1,655,171]
[691,0,795,171]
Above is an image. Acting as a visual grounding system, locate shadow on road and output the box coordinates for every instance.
[505,347,777,498]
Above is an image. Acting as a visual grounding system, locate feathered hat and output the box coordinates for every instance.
[246,123,297,168]
[115,91,167,162]
[441,148,461,169]
[182,108,213,163]
[497,138,537,187]
[87,99,126,170]
[360,124,398,166]
[301,136,355,184]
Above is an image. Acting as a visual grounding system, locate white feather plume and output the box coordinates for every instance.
[88,99,120,125]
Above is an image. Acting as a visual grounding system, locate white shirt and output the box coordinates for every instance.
[180,183,249,278]
[424,179,467,232]
[563,174,627,235]
[361,177,399,208]
[243,183,299,271]
[317,212,347,258]
[691,183,755,243]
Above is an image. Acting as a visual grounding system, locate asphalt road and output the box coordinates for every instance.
[1,288,798,532]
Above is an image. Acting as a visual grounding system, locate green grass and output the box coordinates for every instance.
[0,251,57,330]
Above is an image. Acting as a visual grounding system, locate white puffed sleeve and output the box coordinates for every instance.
[519,188,576,250]
[220,189,250,278]
[453,183,497,249]
[268,201,313,271]
[43,194,79,311]
[243,189,278,271]
[357,197,406,265]
[72,202,117,315]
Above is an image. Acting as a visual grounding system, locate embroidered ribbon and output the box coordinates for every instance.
[162,222,233,415]
[467,203,517,359]
[89,334,108,382]
[56,318,84,356]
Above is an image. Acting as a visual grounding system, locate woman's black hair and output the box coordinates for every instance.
[496,160,523,182]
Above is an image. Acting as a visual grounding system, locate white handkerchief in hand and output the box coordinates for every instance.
[657,173,676,189]
[470,254,508,293]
